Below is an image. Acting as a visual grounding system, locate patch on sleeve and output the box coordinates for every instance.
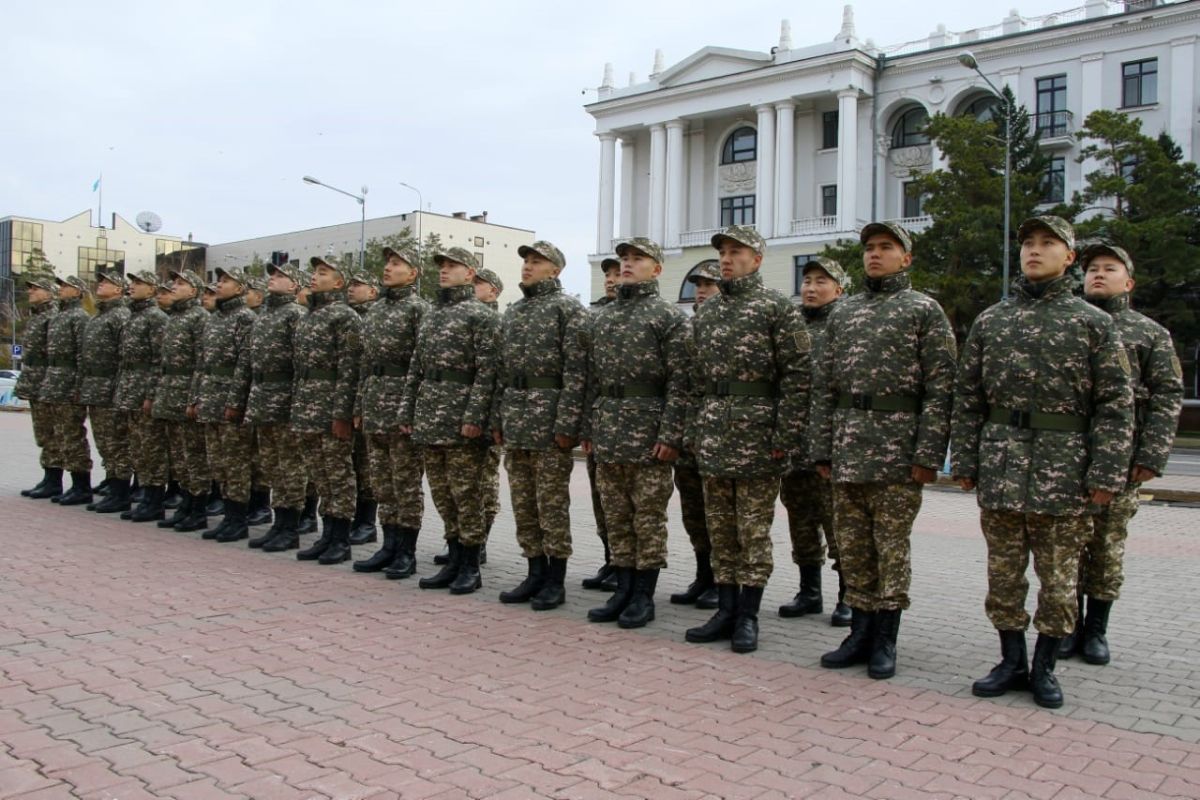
[793,329,811,354]
[1171,353,1183,379]
[1116,347,1131,376]
[685,338,697,357]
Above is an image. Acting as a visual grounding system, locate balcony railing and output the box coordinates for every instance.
[1036,110,1075,138]
[887,215,933,232]
[678,226,753,248]
[790,216,838,236]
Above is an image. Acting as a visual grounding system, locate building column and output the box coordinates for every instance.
[774,101,795,236]
[836,89,859,231]
[619,136,636,238]
[596,133,617,253]
[665,120,686,248]
[754,105,776,238]
[1170,36,1197,162]
[686,128,706,232]
[1078,53,1105,200]
[648,123,667,244]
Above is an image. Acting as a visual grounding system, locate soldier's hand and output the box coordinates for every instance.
[652,443,679,462]
[1131,465,1156,484]
[399,424,413,436]
[770,449,786,460]
[225,407,244,423]
[141,399,153,415]
[580,438,593,455]
[186,404,198,421]
[957,477,976,491]
[461,423,482,439]
[816,463,832,480]
[353,416,362,430]
[554,434,576,450]
[493,430,504,446]
[331,418,352,441]
[911,465,937,485]
[1090,488,1115,506]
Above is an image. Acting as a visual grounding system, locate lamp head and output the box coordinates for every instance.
[302,175,320,185]
[957,51,978,70]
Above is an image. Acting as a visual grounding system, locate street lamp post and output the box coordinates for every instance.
[302,176,368,270]
[957,51,1012,299]
[399,182,424,261]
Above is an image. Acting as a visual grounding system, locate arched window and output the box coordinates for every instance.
[720,127,757,164]
[960,95,1001,123]
[891,107,930,148]
[679,260,718,303]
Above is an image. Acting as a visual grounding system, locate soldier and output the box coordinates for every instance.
[401,247,499,595]
[201,283,218,312]
[669,260,721,610]
[682,227,810,653]
[952,216,1134,709]
[581,256,621,591]
[346,270,380,546]
[812,221,956,680]
[245,276,266,313]
[243,261,309,551]
[292,268,321,536]
[153,270,211,532]
[581,237,690,629]
[492,240,587,609]
[78,271,132,513]
[191,266,257,542]
[476,267,504,557]
[39,276,93,505]
[17,270,60,498]
[244,272,274,528]
[292,256,363,564]
[1063,243,1182,664]
[351,244,429,577]
[114,270,170,521]
[779,257,852,626]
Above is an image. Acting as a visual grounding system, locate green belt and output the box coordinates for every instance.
[988,407,1089,433]
[510,374,562,390]
[837,392,921,413]
[206,365,236,377]
[162,366,193,377]
[371,363,410,378]
[82,367,117,378]
[253,370,293,383]
[425,368,475,385]
[299,367,338,381]
[600,382,664,399]
[48,357,75,369]
[705,380,776,398]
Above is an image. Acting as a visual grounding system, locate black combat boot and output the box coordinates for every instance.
[384,528,420,579]
[779,565,823,618]
[22,468,54,497]
[433,543,450,565]
[1081,597,1113,665]
[130,475,143,503]
[972,630,1029,697]
[129,486,166,523]
[159,491,191,528]
[500,556,547,604]
[670,551,714,606]
[582,539,615,591]
[617,569,659,629]
[317,518,352,564]
[162,479,182,509]
[245,489,272,527]
[348,498,378,545]
[686,585,740,643]
[56,471,94,506]
[830,571,852,627]
[93,477,132,514]
[296,516,334,560]
[26,468,63,499]
[531,557,568,611]
[1030,633,1065,708]
[205,482,224,516]
[174,491,209,532]
[354,524,398,572]
[249,508,286,548]
[695,585,719,610]
[587,567,635,623]
[1058,591,1085,659]
[261,508,300,552]
[202,503,234,539]
[821,608,875,669]
[868,609,902,679]
[296,494,319,534]
[215,500,250,542]
[449,544,483,594]
[731,585,764,653]
[420,540,463,589]
[93,477,112,497]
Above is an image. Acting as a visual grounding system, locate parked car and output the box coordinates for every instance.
[0,369,19,380]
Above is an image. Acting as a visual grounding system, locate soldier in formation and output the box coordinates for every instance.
[41,275,93,505]
[17,270,60,499]
[347,270,380,545]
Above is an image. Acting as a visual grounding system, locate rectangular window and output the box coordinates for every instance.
[1036,75,1069,136]
[792,256,807,296]
[822,111,839,149]
[1042,156,1065,203]
[1122,59,1157,107]
[820,185,837,218]
[719,195,755,226]
[902,181,926,218]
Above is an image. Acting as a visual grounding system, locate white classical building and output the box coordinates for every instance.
[585,0,1199,302]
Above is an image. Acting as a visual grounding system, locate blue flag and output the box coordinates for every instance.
[92,176,101,192]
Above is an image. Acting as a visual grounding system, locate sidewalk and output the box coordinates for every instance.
[1,411,1199,799]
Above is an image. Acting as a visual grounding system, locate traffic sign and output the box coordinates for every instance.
[11,345,21,358]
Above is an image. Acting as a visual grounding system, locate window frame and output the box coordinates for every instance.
[719,195,756,226]
[1121,58,1157,108]
[820,185,838,218]
[1035,74,1069,136]
[720,126,758,164]
[821,111,839,150]
[1041,155,1066,204]
[891,107,930,149]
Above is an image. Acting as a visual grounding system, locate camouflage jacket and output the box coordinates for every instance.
[152,297,208,422]
[794,298,839,471]
[582,279,691,465]
[951,275,1134,515]
[493,278,588,450]
[1089,292,1182,478]
[13,299,56,401]
[401,284,498,447]
[356,284,428,434]
[113,298,168,411]
[351,299,374,318]
[591,296,614,310]
[192,295,257,422]
[38,297,90,404]
[241,293,305,425]
[78,298,130,407]
[690,272,811,478]
[290,289,363,435]
[811,270,957,484]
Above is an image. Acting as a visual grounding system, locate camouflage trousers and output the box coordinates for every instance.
[834,481,923,611]
[255,425,307,510]
[596,462,673,570]
[586,451,608,545]
[298,432,356,520]
[89,406,132,480]
[250,427,268,493]
[43,403,91,474]
[424,445,488,547]
[204,423,254,504]
[780,469,838,568]
[367,432,425,529]
[1081,483,1141,601]
[127,410,169,486]
[483,446,502,529]
[506,448,574,559]
[353,429,373,501]
[980,509,1091,637]
[30,400,58,470]
[673,462,710,555]
[703,475,779,588]
[166,421,209,495]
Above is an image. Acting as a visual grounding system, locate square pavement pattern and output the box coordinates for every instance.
[1,411,1198,799]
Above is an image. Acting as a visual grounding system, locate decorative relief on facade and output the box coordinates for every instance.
[718,162,756,195]
[888,145,932,177]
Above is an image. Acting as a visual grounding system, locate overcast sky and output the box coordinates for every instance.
[3,0,1077,297]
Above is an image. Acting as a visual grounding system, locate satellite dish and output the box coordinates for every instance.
[136,211,162,233]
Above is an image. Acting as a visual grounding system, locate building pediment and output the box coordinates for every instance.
[655,47,772,88]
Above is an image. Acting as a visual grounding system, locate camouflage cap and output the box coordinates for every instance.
[599,257,620,273]
[204,282,218,294]
[308,255,350,279]
[267,261,302,286]
[711,224,765,255]
[247,275,267,293]
[686,261,723,284]
[56,275,90,294]
[1017,215,1075,250]
[614,237,663,263]
[859,221,912,252]
[156,281,173,292]
[23,270,58,292]
[96,269,128,290]
[127,269,160,286]
[348,269,380,289]
[1079,242,1134,275]
[802,256,851,289]
[433,247,480,270]
[517,240,566,270]
[475,268,504,293]
[381,243,418,265]
[169,269,206,290]
[214,265,248,288]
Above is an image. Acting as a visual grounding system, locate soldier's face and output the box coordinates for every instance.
[863,235,911,277]
[171,278,196,302]
[521,254,559,286]
[602,267,619,298]
[57,284,81,300]
[246,289,263,308]
[474,278,498,302]
[383,256,417,287]
[311,264,344,293]
[267,270,297,295]
[439,261,472,288]
[95,279,121,300]
[801,270,843,308]
[297,288,311,307]
[128,281,155,301]
[619,251,661,284]
[27,286,51,305]
[348,282,376,304]
[717,242,762,280]
[216,274,242,300]
[1020,230,1074,282]
[202,292,217,310]
[693,278,719,305]
[1084,255,1134,299]
[156,290,172,309]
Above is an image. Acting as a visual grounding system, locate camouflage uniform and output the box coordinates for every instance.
[477,268,505,531]
[348,273,377,506]
[39,280,93,474]
[14,276,58,471]
[153,273,210,497]
[114,273,169,487]
[81,282,132,482]
[584,292,614,552]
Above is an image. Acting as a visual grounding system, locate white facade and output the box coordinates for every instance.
[585,0,1200,303]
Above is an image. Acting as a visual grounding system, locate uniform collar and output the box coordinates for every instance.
[718,270,762,296]
[385,283,417,302]
[801,297,839,322]
[58,296,82,311]
[267,292,296,308]
[215,295,245,314]
[309,288,345,309]
[1086,291,1131,313]
[96,297,124,313]
[170,296,198,313]
[864,270,910,294]
[520,278,561,299]
[616,279,660,301]
[437,284,475,305]
[128,298,154,313]
[1013,273,1074,302]
[31,299,54,314]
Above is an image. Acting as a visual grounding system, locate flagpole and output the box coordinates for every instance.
[98,173,103,229]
